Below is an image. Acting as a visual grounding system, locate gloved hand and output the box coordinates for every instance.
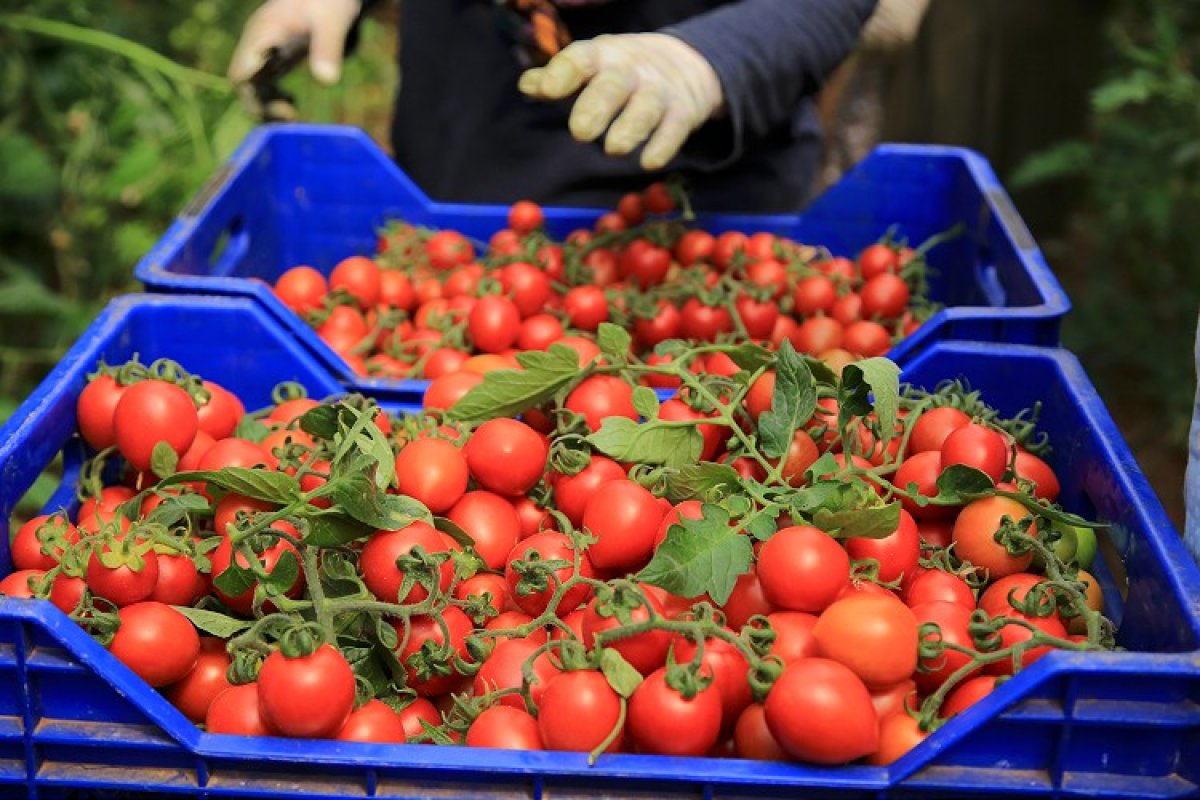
[519,33,724,172]
[228,0,362,87]
[858,0,931,55]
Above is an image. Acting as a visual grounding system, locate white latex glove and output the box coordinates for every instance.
[859,0,931,54]
[518,33,724,171]
[228,0,362,86]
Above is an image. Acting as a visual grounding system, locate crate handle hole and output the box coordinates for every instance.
[208,216,249,278]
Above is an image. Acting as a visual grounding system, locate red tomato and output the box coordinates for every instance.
[844,509,920,584]
[628,667,722,756]
[48,573,86,613]
[642,182,675,214]
[335,699,410,743]
[464,418,547,497]
[448,491,522,571]
[553,456,626,526]
[87,542,159,607]
[455,573,511,619]
[490,228,522,256]
[426,230,475,271]
[659,399,723,462]
[764,611,820,665]
[212,494,273,539]
[721,565,776,629]
[513,496,552,539]
[508,200,544,235]
[108,601,199,687]
[816,257,856,280]
[791,275,837,316]
[563,286,609,331]
[421,348,470,380]
[207,683,272,736]
[790,316,844,355]
[765,658,879,764]
[257,644,355,737]
[565,375,637,432]
[581,479,668,571]
[274,265,328,314]
[734,294,780,339]
[197,438,270,473]
[831,293,864,325]
[484,611,547,644]
[673,633,753,725]
[941,422,1010,483]
[941,675,1000,717]
[675,230,714,266]
[711,231,747,271]
[894,450,956,520]
[537,670,623,753]
[197,382,245,440]
[843,320,892,357]
[620,241,671,289]
[860,274,910,320]
[953,497,1035,578]
[1014,451,1060,502]
[0,569,43,598]
[910,407,971,453]
[467,705,543,750]
[977,573,1058,619]
[394,438,469,513]
[474,638,561,709]
[746,259,790,299]
[78,373,131,452]
[654,499,704,550]
[424,371,484,411]
[360,522,453,604]
[113,380,199,474]
[866,711,929,766]
[634,300,683,348]
[517,313,564,351]
[734,703,788,761]
[330,256,382,308]
[166,637,232,722]
[680,299,733,341]
[468,295,521,354]
[814,593,919,688]
[582,592,672,675]
[12,515,77,571]
[501,262,553,318]
[757,526,850,613]
[396,606,473,696]
[151,552,206,606]
[780,431,821,487]
[870,677,918,719]
[911,600,980,693]
[859,244,901,279]
[379,270,417,311]
[396,696,442,738]
[505,532,595,617]
[985,612,1066,675]
[905,569,975,609]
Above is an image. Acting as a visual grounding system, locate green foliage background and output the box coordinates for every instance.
[0,0,1196,522]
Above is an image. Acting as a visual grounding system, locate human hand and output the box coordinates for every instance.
[228,0,362,87]
[518,33,724,171]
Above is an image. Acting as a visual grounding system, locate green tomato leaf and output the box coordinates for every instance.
[992,490,1107,529]
[636,503,753,605]
[298,404,341,439]
[804,453,840,484]
[143,492,209,527]
[631,386,660,420]
[262,548,299,594]
[447,345,582,424]
[150,441,179,480]
[597,322,632,363]
[838,358,901,442]
[434,517,476,551]
[747,508,780,541]
[305,513,371,548]
[233,415,272,443]
[600,648,644,699]
[657,463,743,503]
[333,468,432,531]
[213,561,257,598]
[933,464,996,503]
[586,417,703,468]
[803,356,840,386]
[788,481,852,516]
[757,341,817,459]
[724,343,774,373]
[161,467,299,504]
[812,501,901,540]
[168,606,251,638]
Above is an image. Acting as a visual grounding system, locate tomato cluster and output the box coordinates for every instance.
[272,185,938,383]
[0,340,1109,767]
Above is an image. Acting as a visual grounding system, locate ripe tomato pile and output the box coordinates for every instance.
[271,185,940,382]
[0,337,1110,767]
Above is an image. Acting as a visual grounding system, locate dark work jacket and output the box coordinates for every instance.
[385,1,877,213]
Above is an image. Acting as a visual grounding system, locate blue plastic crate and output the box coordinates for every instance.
[134,124,1071,398]
[1,296,1196,798]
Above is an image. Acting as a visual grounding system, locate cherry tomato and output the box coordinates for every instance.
[379,269,417,311]
[563,286,609,331]
[814,593,919,688]
[672,635,752,726]
[464,418,547,497]
[426,230,475,271]
[553,456,625,526]
[792,275,837,316]
[396,696,442,738]
[508,200,544,235]
[845,509,920,584]
[953,496,1036,578]
[941,675,1000,718]
[680,299,733,341]
[581,479,667,571]
[87,541,159,607]
[734,703,788,761]
[448,491,522,571]
[866,711,928,766]
[394,438,469,513]
[1014,451,1061,502]
[765,658,879,764]
[75,374,128,453]
[565,375,637,432]
[831,293,864,325]
[757,526,850,613]
[0,569,43,599]
[721,566,775,629]
[109,601,199,687]
[894,451,956,520]
[517,314,565,351]
[274,265,328,314]
[634,301,683,348]
[467,705,543,750]
[330,256,381,308]
[501,262,552,318]
[12,515,77,571]
[860,274,910,320]
[628,667,722,756]
[537,670,623,753]
[424,371,484,411]
[642,182,675,214]
[505,532,595,617]
[151,552,206,606]
[711,231,747,271]
[207,683,272,736]
[859,244,900,279]
[166,637,232,722]
[468,295,521,354]
[675,230,714,266]
[843,320,892,357]
[360,521,453,604]
[474,638,561,709]
[336,699,410,743]
[210,534,303,616]
[113,380,199,474]
[257,644,355,737]
[197,382,245,440]
[910,406,971,453]
[764,611,820,665]
[790,316,843,355]
[911,600,980,693]
[941,422,1010,483]
[582,592,672,675]
[905,569,975,609]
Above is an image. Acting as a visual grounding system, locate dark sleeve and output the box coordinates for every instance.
[665,0,878,166]
[346,0,387,56]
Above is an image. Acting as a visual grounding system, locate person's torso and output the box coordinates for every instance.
[392,0,820,212]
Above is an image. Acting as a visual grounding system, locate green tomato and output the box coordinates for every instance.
[1040,521,1078,566]
[1071,525,1098,571]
